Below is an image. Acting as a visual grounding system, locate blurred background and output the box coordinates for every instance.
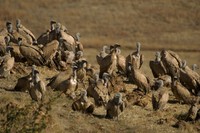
[0,0,200,51]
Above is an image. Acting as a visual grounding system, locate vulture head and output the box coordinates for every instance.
[6,21,13,33]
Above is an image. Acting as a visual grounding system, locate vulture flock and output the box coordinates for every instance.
[0,19,200,121]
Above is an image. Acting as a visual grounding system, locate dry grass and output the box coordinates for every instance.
[0,0,200,132]
[0,0,200,50]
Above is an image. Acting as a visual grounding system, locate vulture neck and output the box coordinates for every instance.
[34,74,40,84]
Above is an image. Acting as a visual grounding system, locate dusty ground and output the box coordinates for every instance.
[0,49,199,133]
[0,0,200,133]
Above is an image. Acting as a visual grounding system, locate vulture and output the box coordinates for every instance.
[0,28,7,36]
[6,22,13,35]
[50,20,56,31]
[153,75,172,89]
[14,74,32,92]
[42,40,59,66]
[37,30,51,45]
[186,101,199,121]
[5,36,25,62]
[97,45,110,60]
[60,29,76,47]
[75,32,84,52]
[149,52,167,78]
[116,47,126,76]
[161,50,182,76]
[171,74,195,104]
[75,51,85,61]
[14,65,39,92]
[152,80,169,111]
[47,68,73,90]
[0,36,7,56]
[126,42,144,70]
[179,60,200,95]
[96,44,119,78]
[16,19,36,44]
[59,37,75,52]
[39,23,61,45]
[129,57,151,94]
[18,38,45,66]
[72,90,95,114]
[125,42,144,82]
[106,93,126,119]
[103,72,126,95]
[37,20,57,45]
[87,73,109,106]
[75,60,88,83]
[192,64,199,71]
[61,50,75,64]
[55,66,78,98]
[29,67,46,102]
[4,22,27,44]
[0,46,15,78]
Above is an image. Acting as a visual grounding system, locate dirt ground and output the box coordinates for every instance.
[0,0,200,132]
[0,48,199,133]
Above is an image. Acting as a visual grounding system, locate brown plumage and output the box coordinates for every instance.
[29,71,46,102]
[42,40,59,66]
[37,30,51,45]
[0,36,8,56]
[14,74,32,92]
[74,50,84,61]
[37,21,60,45]
[152,80,169,111]
[72,90,94,114]
[61,50,75,64]
[75,60,87,82]
[161,50,182,76]
[104,72,126,95]
[4,36,25,62]
[47,68,73,90]
[6,22,28,45]
[149,52,167,78]
[171,76,194,104]
[18,38,45,66]
[116,48,126,75]
[0,28,8,36]
[75,33,84,52]
[55,68,78,98]
[97,44,119,78]
[87,74,109,106]
[129,56,151,94]
[126,42,144,71]
[186,103,199,121]
[60,30,76,46]
[0,47,15,78]
[16,19,36,44]
[153,75,172,89]
[106,93,126,119]
[96,46,110,62]
[179,60,200,95]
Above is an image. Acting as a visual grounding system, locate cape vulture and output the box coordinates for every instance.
[16,19,36,44]
[129,57,151,94]
[179,60,200,95]
[18,38,45,66]
[149,51,167,78]
[161,50,182,76]
[97,44,120,78]
[0,46,15,78]
[106,93,126,119]
[29,66,46,102]
[152,80,169,111]
[72,90,95,114]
